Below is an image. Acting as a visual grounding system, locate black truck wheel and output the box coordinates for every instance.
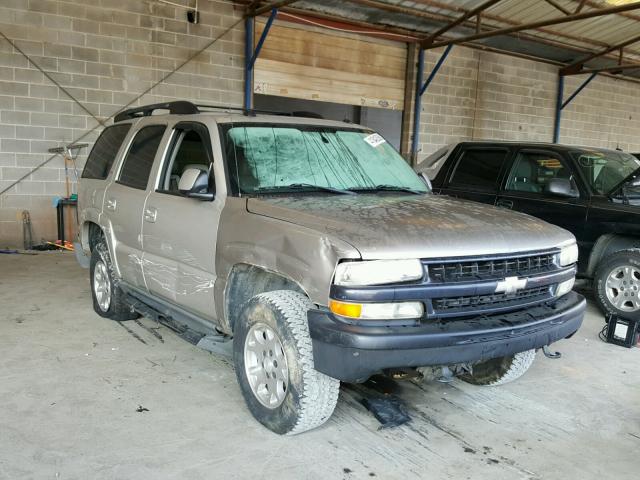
[458,350,536,386]
[90,239,138,321]
[594,249,640,319]
[233,290,340,435]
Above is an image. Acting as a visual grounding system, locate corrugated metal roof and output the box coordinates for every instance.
[252,0,640,79]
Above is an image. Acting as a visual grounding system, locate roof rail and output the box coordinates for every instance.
[113,101,326,122]
[113,101,200,123]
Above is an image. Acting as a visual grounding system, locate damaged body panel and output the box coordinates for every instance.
[76,101,585,434]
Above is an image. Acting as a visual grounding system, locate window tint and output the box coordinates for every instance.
[450,148,508,191]
[159,125,213,193]
[507,151,574,194]
[81,124,131,179]
[118,125,165,190]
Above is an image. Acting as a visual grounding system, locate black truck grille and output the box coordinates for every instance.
[432,285,552,313]
[426,253,556,283]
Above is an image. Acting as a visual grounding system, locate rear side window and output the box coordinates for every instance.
[118,125,166,190]
[450,148,508,191]
[81,124,131,180]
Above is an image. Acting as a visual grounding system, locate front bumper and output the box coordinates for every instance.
[308,291,586,383]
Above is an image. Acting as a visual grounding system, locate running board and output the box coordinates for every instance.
[125,293,231,356]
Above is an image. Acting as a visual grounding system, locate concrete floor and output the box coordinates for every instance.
[0,252,638,480]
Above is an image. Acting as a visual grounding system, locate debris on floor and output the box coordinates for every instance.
[361,396,411,429]
[136,405,149,413]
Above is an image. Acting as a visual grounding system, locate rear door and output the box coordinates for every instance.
[141,120,223,321]
[78,123,132,241]
[496,148,588,248]
[102,124,167,289]
[439,146,511,206]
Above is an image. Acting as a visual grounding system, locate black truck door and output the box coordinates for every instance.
[496,149,589,259]
[439,146,511,207]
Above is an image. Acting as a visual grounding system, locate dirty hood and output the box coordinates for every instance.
[247,194,574,259]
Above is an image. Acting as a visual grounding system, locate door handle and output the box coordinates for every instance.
[105,198,117,211]
[144,207,157,223]
[496,199,514,209]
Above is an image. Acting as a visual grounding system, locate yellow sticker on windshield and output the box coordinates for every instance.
[364,133,386,148]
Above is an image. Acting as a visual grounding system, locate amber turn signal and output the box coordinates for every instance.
[329,300,362,319]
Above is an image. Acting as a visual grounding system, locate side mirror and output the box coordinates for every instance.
[547,178,578,198]
[178,168,214,200]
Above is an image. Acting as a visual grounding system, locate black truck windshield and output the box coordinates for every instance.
[221,123,429,195]
[571,149,640,195]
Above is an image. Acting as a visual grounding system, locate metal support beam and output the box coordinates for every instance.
[553,72,597,143]
[411,49,425,164]
[244,17,254,110]
[419,44,453,96]
[561,72,597,109]
[244,8,277,110]
[411,45,453,163]
[575,63,640,75]
[422,0,502,47]
[560,33,640,75]
[553,74,564,144]
[426,1,640,49]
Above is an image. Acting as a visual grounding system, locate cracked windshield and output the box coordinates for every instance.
[223,124,428,195]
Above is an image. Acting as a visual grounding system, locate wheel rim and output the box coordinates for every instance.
[93,260,111,312]
[605,265,640,312]
[244,323,289,409]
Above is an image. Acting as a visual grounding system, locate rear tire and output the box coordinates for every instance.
[459,349,536,386]
[233,290,340,435]
[90,238,138,321]
[594,249,640,319]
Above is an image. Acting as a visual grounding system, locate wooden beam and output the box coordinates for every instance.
[426,1,640,49]
[422,0,502,47]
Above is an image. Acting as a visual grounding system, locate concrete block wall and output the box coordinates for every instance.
[0,0,244,248]
[560,74,640,152]
[414,46,640,159]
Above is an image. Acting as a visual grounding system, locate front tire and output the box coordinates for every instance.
[90,239,138,321]
[233,290,340,435]
[458,350,536,386]
[594,249,640,319]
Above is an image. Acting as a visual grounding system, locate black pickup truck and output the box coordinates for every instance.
[418,141,640,319]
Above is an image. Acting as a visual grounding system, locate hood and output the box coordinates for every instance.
[246,194,575,259]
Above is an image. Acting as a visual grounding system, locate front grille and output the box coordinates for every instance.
[426,253,556,283]
[432,285,552,314]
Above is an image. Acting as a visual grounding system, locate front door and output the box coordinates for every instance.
[141,121,223,321]
[497,149,588,259]
[102,124,167,289]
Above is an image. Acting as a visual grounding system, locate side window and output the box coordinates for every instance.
[449,148,508,191]
[118,125,166,190]
[158,123,214,194]
[506,151,574,194]
[81,124,131,179]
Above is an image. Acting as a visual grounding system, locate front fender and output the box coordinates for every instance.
[214,198,360,332]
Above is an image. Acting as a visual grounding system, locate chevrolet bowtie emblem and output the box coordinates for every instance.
[495,276,527,294]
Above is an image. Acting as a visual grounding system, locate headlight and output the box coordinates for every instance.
[333,259,423,286]
[559,243,578,266]
[329,299,424,320]
[556,278,575,297]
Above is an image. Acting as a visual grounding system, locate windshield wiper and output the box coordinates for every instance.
[255,183,356,195]
[350,185,426,195]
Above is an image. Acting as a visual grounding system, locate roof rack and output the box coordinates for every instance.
[113,101,200,123]
[113,100,325,123]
